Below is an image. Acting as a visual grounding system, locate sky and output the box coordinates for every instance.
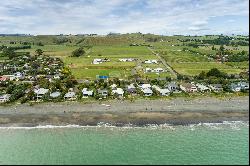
[0,0,249,35]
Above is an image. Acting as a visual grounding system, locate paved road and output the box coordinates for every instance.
[148,47,178,79]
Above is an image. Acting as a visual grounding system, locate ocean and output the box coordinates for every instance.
[0,121,248,165]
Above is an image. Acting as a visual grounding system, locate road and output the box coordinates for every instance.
[148,47,178,79]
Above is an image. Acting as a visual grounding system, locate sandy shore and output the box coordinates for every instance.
[0,96,249,126]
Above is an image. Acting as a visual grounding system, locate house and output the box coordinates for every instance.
[82,88,93,98]
[196,83,210,92]
[144,60,158,64]
[209,84,223,92]
[110,84,117,90]
[98,89,108,98]
[139,84,151,89]
[112,88,124,97]
[154,68,164,73]
[64,92,76,100]
[50,92,61,98]
[152,85,170,96]
[126,84,137,95]
[3,75,15,81]
[142,88,153,96]
[230,83,241,92]
[119,58,135,62]
[166,82,179,92]
[238,82,249,90]
[0,94,11,102]
[180,83,198,93]
[14,72,24,80]
[145,68,153,73]
[93,59,103,64]
[34,88,49,99]
[0,76,9,82]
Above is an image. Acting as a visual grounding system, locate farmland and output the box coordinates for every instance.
[0,34,249,80]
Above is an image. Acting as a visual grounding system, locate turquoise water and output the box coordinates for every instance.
[0,122,248,165]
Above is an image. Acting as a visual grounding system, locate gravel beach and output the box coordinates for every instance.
[0,96,248,127]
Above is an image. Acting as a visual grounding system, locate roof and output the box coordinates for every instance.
[139,84,151,89]
[210,84,223,88]
[112,88,124,95]
[50,92,61,98]
[64,92,76,98]
[34,88,49,95]
[181,83,196,89]
[142,88,153,94]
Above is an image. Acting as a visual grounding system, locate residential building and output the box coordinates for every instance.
[34,88,49,99]
[209,84,223,92]
[180,83,198,93]
[64,92,76,100]
[0,94,11,102]
[82,88,93,98]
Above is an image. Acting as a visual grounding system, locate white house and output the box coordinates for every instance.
[152,85,170,96]
[180,83,198,93]
[112,88,124,97]
[154,68,164,73]
[93,59,103,64]
[196,83,210,92]
[144,60,158,64]
[34,88,49,99]
[209,84,223,92]
[142,88,153,96]
[0,94,11,102]
[82,88,93,98]
[64,92,76,100]
[139,84,151,89]
[50,92,61,98]
[110,84,117,90]
[145,68,153,73]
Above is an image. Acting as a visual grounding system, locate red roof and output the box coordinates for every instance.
[0,76,9,81]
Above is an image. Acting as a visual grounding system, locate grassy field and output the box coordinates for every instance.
[0,34,248,79]
[169,62,243,75]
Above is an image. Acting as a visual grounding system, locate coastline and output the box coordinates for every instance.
[0,96,248,127]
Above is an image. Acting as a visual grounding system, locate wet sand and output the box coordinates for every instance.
[0,96,249,127]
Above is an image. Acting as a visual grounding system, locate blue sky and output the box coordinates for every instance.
[0,0,248,35]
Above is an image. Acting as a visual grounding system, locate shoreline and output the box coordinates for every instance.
[0,96,249,127]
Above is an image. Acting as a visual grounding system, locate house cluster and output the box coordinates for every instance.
[0,54,64,83]
[0,80,249,103]
[92,58,110,64]
[145,67,165,73]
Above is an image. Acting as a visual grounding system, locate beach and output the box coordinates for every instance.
[0,96,249,127]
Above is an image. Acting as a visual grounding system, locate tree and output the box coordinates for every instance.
[72,47,85,57]
[206,68,226,78]
[197,71,206,80]
[35,49,43,56]
[2,48,16,59]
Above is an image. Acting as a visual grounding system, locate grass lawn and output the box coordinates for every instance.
[169,62,243,76]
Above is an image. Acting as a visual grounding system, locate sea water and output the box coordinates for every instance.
[0,121,248,165]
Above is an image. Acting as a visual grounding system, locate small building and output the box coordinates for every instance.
[112,88,124,97]
[230,83,241,92]
[126,84,137,95]
[144,60,158,64]
[238,82,249,90]
[93,59,103,64]
[145,68,153,73]
[152,85,170,96]
[0,76,9,82]
[166,82,179,92]
[34,88,49,99]
[180,83,197,93]
[139,84,151,89]
[98,89,108,98]
[196,83,210,92]
[142,88,153,96]
[0,94,11,103]
[64,92,76,100]
[110,84,117,90]
[154,68,164,73]
[82,88,93,98]
[209,84,223,92]
[50,92,61,98]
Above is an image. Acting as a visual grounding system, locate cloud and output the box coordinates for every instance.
[0,0,248,35]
